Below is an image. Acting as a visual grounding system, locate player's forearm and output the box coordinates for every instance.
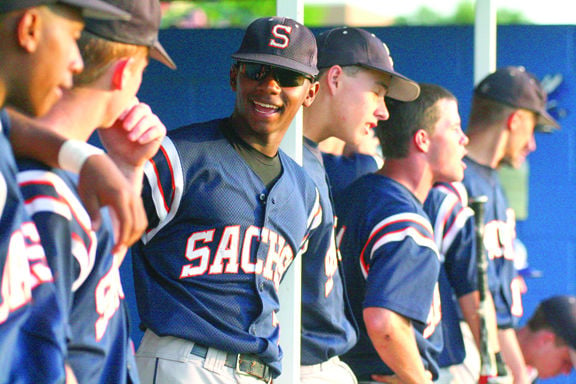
[113,161,145,195]
[498,328,529,384]
[8,108,64,167]
[364,307,432,384]
[459,290,482,348]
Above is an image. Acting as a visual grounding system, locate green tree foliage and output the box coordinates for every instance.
[160,0,531,28]
[394,0,530,25]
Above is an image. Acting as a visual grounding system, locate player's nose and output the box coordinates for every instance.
[375,97,389,121]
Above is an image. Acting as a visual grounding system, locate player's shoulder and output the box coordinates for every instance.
[279,149,317,188]
[168,118,226,142]
[430,181,469,206]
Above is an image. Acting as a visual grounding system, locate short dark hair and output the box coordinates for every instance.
[467,94,515,132]
[377,83,456,159]
[527,303,569,347]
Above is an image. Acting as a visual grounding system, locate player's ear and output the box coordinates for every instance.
[302,80,320,108]
[111,58,131,90]
[506,110,522,132]
[230,64,239,91]
[413,129,430,152]
[16,9,42,53]
[325,65,343,95]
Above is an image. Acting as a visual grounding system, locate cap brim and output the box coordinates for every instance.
[518,267,542,279]
[536,109,560,132]
[360,64,420,102]
[388,75,421,102]
[62,0,130,20]
[151,41,177,70]
[232,53,318,78]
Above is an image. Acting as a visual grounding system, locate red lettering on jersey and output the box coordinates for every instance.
[241,226,261,274]
[22,222,52,289]
[94,257,125,341]
[0,222,49,323]
[423,284,442,339]
[181,229,215,278]
[262,229,284,281]
[483,220,514,261]
[269,25,292,49]
[324,225,338,297]
[179,227,295,288]
[209,225,240,274]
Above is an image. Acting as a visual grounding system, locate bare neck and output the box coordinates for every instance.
[378,156,433,203]
[228,113,283,158]
[465,125,508,169]
[303,90,332,143]
[39,88,109,141]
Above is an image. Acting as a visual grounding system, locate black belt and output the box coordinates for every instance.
[190,343,272,383]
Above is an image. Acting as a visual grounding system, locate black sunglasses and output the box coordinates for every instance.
[237,62,314,87]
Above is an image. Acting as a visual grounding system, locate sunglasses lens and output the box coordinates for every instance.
[274,68,307,87]
[239,62,310,87]
[242,63,267,81]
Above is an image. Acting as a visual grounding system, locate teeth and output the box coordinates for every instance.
[254,100,278,109]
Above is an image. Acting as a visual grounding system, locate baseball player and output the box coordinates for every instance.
[424,182,504,383]
[458,66,559,382]
[516,295,576,381]
[132,16,321,384]
[299,26,420,383]
[321,131,383,202]
[0,1,130,382]
[2,0,149,260]
[338,83,469,384]
[15,0,174,382]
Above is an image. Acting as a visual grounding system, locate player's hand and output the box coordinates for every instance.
[98,100,166,169]
[370,370,433,384]
[77,153,147,251]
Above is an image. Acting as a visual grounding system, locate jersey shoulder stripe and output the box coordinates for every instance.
[435,181,469,206]
[142,136,184,244]
[360,212,437,277]
[18,170,91,231]
[429,189,473,255]
[18,168,97,291]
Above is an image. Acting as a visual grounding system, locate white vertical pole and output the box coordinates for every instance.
[277,0,303,383]
[474,0,497,85]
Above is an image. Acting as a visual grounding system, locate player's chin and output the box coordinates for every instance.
[439,168,465,183]
[35,93,61,117]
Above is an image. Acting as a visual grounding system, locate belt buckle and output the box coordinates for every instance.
[235,354,272,384]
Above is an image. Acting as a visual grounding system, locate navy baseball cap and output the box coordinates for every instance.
[0,0,130,20]
[316,27,420,102]
[540,295,576,365]
[475,66,559,131]
[232,17,318,78]
[84,0,176,69]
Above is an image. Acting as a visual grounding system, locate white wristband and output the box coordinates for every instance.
[58,140,105,174]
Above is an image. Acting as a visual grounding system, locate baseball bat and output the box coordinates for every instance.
[469,195,498,384]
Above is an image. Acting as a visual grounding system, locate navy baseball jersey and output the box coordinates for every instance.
[462,157,519,328]
[424,182,477,367]
[337,174,442,381]
[133,118,321,377]
[0,110,58,383]
[321,152,380,205]
[17,161,140,384]
[300,138,357,365]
